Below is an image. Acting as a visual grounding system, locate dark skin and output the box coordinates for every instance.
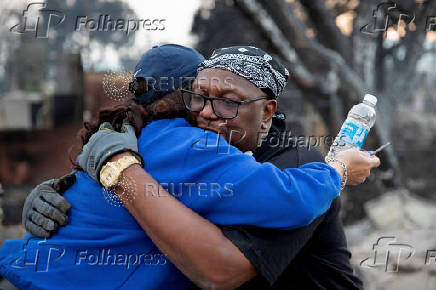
[192,68,277,152]
[109,70,274,289]
[110,155,257,289]
[107,69,377,289]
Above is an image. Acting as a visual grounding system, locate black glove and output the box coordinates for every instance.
[22,173,76,238]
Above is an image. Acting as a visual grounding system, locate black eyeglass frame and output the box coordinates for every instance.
[181,89,268,119]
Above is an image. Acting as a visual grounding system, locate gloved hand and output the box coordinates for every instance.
[77,121,143,184]
[22,173,76,237]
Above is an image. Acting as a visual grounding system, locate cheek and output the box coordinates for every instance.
[190,111,199,120]
[243,107,263,130]
[228,111,262,143]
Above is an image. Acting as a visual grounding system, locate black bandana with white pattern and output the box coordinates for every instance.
[198,46,289,99]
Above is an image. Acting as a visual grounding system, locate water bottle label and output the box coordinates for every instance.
[338,122,369,148]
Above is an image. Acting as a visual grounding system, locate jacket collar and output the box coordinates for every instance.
[253,117,295,162]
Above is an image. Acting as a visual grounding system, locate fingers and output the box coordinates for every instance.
[100,120,135,134]
[347,170,368,185]
[369,155,381,168]
[121,123,136,135]
[41,191,72,220]
[41,179,56,188]
[24,219,51,238]
[33,197,68,226]
[28,211,57,232]
[348,177,367,186]
[356,151,380,167]
[340,149,381,186]
[360,154,381,168]
[358,150,371,157]
[122,117,130,127]
[53,173,76,194]
[99,122,114,131]
[358,150,381,166]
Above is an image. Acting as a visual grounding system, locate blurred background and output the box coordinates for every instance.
[0,0,435,289]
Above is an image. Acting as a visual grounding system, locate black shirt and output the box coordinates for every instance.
[219,121,363,289]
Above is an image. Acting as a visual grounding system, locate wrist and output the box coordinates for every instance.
[325,156,348,191]
[328,162,344,179]
[99,153,141,188]
[120,162,142,179]
[108,151,134,163]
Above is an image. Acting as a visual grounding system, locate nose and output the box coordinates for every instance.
[199,99,218,119]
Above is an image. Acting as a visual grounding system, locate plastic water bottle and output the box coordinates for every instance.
[329,94,377,155]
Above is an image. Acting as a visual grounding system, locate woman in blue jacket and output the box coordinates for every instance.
[0,44,379,289]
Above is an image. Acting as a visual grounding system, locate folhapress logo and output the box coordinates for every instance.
[10,238,65,273]
[75,15,166,35]
[360,236,415,272]
[10,2,166,38]
[10,2,65,39]
[360,1,415,35]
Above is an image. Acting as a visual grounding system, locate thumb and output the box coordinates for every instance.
[368,155,381,168]
[121,122,136,135]
[53,173,77,194]
[358,150,371,157]
[99,122,114,131]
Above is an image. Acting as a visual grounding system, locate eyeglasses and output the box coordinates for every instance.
[181,89,268,119]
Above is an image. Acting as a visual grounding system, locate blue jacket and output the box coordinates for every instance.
[0,118,340,289]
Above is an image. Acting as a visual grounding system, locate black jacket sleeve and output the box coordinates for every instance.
[220,213,327,285]
[220,146,333,285]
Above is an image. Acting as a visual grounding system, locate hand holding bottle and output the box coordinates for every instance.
[327,148,380,186]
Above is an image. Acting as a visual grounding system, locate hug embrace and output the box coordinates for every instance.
[0,44,379,289]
